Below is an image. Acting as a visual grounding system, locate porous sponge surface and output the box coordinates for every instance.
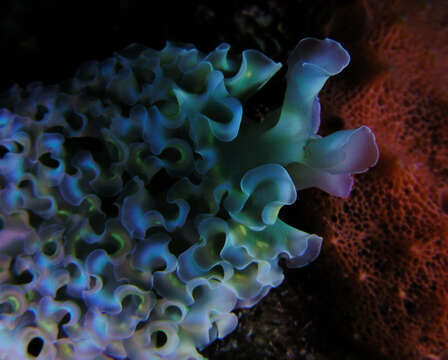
[0,38,377,359]
[302,1,448,358]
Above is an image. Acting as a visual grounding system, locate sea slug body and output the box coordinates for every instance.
[0,38,378,359]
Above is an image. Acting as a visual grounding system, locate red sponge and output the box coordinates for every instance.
[299,0,448,358]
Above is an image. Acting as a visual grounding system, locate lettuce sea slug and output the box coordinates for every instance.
[0,38,378,359]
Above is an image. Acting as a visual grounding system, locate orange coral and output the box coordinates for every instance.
[297,0,448,359]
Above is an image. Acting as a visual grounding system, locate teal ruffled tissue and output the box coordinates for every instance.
[0,38,378,359]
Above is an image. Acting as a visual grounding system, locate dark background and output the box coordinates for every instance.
[0,0,337,92]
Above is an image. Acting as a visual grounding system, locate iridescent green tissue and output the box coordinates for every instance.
[0,38,378,359]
